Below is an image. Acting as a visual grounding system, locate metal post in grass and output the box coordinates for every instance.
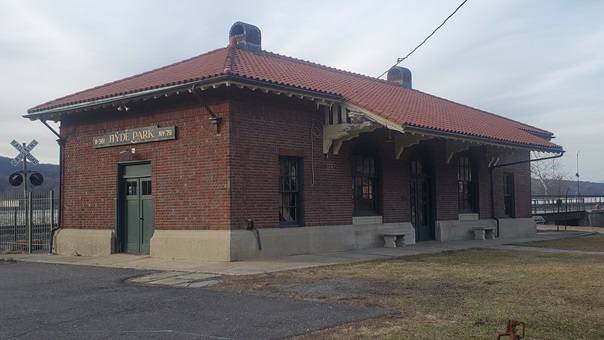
[13,206,17,246]
[49,191,55,255]
[27,192,32,254]
[564,189,569,230]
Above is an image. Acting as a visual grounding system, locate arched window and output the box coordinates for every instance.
[458,154,477,212]
[353,143,380,215]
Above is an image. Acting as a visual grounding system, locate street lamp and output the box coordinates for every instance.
[575,151,580,197]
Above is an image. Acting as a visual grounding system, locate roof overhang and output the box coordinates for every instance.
[24,75,343,123]
[401,124,564,154]
[25,75,563,159]
[320,101,563,160]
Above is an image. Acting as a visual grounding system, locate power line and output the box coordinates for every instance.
[378,0,469,79]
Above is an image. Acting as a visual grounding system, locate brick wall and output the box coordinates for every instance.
[227,90,354,229]
[227,90,421,230]
[493,150,532,218]
[59,86,534,236]
[60,92,233,231]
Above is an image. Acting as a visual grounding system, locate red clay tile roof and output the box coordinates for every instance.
[28,44,561,151]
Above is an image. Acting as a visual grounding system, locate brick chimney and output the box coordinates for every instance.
[229,22,262,55]
[387,66,412,89]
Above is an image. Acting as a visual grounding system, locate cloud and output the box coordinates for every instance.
[0,0,602,181]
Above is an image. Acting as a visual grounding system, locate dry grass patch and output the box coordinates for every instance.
[538,225,604,233]
[212,249,604,339]
[513,233,604,252]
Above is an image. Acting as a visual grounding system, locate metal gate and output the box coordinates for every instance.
[0,191,58,254]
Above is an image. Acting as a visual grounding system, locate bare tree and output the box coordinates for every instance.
[531,152,570,196]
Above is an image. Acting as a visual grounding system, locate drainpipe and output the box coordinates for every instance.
[489,151,564,237]
[246,218,262,250]
[39,120,63,255]
[489,169,500,237]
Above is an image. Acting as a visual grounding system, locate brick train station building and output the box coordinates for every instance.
[26,22,563,261]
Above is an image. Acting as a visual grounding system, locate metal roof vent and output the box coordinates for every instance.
[229,22,262,55]
[387,66,412,89]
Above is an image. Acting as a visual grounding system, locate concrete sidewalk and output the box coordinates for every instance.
[2,231,595,277]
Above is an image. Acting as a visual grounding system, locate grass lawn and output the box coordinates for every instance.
[212,240,604,339]
[537,225,604,234]
[514,233,604,252]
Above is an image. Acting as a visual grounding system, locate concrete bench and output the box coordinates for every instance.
[472,227,496,240]
[383,232,411,248]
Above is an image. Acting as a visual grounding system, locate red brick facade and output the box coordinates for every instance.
[59,86,532,239]
[27,22,559,259]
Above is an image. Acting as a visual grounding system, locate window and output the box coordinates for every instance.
[142,179,152,196]
[126,181,137,196]
[458,155,476,212]
[353,144,379,215]
[279,158,301,226]
[503,173,515,217]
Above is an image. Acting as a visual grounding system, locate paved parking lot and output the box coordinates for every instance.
[0,262,391,339]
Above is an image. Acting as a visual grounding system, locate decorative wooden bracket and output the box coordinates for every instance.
[394,133,432,159]
[445,141,471,164]
[323,121,378,154]
[486,146,515,167]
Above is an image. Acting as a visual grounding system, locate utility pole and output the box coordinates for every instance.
[575,151,580,197]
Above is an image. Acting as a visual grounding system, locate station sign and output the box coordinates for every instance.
[93,125,176,148]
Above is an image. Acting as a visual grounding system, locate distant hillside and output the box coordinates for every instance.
[532,178,604,196]
[0,156,59,195]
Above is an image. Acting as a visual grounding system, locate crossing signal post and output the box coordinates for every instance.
[8,139,44,253]
[8,170,44,188]
[8,139,44,193]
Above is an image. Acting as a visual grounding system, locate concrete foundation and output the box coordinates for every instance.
[150,223,415,262]
[52,217,537,261]
[497,218,536,237]
[587,210,604,227]
[54,229,114,256]
[436,218,536,241]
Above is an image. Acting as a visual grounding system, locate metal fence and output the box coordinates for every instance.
[532,195,603,215]
[0,191,58,254]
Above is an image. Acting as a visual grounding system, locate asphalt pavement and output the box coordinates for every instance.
[0,262,392,339]
[1,231,599,339]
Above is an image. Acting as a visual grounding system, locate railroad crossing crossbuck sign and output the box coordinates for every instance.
[11,139,39,166]
[8,139,43,187]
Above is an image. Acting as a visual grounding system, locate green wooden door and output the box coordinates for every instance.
[122,164,154,253]
[411,177,433,242]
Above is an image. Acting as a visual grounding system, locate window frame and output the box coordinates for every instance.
[278,157,302,227]
[352,143,380,216]
[457,154,477,213]
[503,172,515,218]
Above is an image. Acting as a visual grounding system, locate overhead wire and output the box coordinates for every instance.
[378,0,469,79]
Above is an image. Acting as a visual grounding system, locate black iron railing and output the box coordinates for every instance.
[0,191,58,254]
[531,195,603,215]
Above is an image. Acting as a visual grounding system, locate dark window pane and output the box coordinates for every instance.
[279,158,301,225]
[503,173,515,217]
[142,180,152,196]
[353,145,378,214]
[127,181,137,196]
[458,155,476,212]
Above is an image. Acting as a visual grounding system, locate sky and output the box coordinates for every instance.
[1,0,602,182]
